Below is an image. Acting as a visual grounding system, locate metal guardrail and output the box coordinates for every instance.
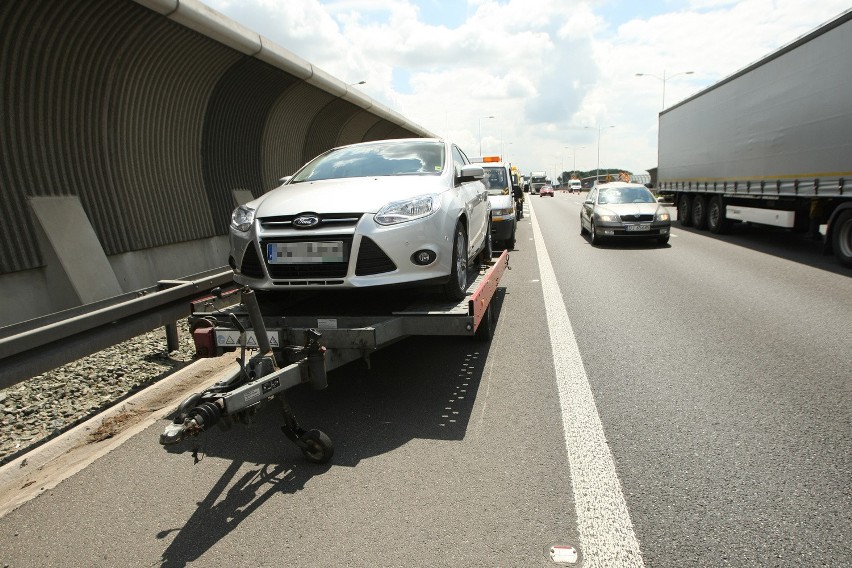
[0,268,237,390]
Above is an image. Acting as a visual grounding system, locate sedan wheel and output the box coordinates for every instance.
[443,222,468,301]
[590,222,602,245]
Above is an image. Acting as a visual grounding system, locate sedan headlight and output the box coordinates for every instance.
[596,212,620,223]
[656,210,671,222]
[231,205,256,232]
[492,207,514,216]
[375,194,440,226]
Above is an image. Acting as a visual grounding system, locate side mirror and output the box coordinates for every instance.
[459,164,484,182]
[584,199,594,205]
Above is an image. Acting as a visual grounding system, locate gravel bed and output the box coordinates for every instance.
[0,320,197,466]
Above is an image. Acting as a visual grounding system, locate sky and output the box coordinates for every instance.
[205,0,850,179]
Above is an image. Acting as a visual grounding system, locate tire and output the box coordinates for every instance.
[707,195,729,234]
[299,429,334,464]
[479,218,493,263]
[474,302,494,342]
[443,222,468,301]
[831,209,852,268]
[590,222,603,245]
[506,226,516,250]
[678,194,693,227]
[691,195,707,229]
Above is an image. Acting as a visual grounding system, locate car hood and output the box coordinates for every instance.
[250,176,450,216]
[598,203,664,217]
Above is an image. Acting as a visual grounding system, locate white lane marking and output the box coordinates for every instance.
[528,199,645,567]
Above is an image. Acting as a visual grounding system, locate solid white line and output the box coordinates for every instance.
[528,199,645,567]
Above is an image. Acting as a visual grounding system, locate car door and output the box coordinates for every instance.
[582,187,598,230]
[452,145,488,253]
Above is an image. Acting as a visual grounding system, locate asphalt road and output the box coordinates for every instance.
[1,191,850,567]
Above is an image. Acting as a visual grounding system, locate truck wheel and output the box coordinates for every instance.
[506,226,516,250]
[444,222,468,301]
[691,195,707,229]
[678,194,693,227]
[831,209,852,268]
[707,195,730,234]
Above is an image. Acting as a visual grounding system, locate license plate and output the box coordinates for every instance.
[267,241,345,264]
[626,224,651,232]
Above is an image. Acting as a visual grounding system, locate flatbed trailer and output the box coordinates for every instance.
[159,251,509,463]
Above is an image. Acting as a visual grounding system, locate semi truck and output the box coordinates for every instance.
[655,8,852,267]
[529,171,549,194]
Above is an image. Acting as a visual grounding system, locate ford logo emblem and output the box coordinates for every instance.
[293,214,320,228]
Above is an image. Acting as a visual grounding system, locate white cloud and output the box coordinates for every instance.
[205,0,851,176]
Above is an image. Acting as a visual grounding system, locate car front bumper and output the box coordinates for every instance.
[491,216,515,240]
[596,223,671,238]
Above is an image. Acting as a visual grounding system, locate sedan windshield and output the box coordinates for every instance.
[598,186,656,204]
[291,140,446,182]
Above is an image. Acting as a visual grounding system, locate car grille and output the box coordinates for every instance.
[355,237,397,276]
[261,235,353,279]
[259,212,363,230]
[620,214,655,222]
[239,243,265,278]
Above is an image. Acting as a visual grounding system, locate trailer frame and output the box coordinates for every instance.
[159,250,510,463]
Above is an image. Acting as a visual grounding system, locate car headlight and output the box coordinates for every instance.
[656,211,670,222]
[231,205,256,232]
[375,194,440,225]
[596,213,620,223]
[492,207,514,216]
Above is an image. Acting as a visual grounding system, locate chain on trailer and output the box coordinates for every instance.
[159,250,509,465]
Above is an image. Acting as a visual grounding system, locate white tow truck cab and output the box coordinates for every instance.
[471,156,518,249]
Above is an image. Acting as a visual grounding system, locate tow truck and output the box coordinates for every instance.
[159,251,509,464]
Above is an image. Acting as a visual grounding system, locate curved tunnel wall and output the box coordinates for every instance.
[0,0,434,283]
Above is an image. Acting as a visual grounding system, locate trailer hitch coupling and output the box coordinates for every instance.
[160,399,223,445]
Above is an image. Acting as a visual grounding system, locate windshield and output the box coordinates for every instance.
[598,186,656,205]
[483,167,509,195]
[291,140,445,183]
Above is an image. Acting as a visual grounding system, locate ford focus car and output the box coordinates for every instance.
[228,138,491,301]
[580,182,671,245]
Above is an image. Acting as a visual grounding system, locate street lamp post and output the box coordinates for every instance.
[479,116,495,157]
[635,70,694,109]
[585,125,615,180]
[573,146,585,176]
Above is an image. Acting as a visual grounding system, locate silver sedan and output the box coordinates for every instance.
[580,182,671,245]
[228,138,491,301]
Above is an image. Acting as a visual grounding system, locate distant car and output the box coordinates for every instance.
[579,182,671,245]
[568,180,582,193]
[228,138,492,301]
[540,185,555,197]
